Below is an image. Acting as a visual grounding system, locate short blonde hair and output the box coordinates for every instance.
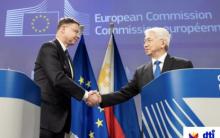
[144,27,171,50]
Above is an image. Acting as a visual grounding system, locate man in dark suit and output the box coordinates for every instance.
[87,27,193,107]
[34,18,93,138]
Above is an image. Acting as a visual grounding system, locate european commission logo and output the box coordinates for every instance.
[184,127,220,138]
[4,0,90,37]
[4,0,59,37]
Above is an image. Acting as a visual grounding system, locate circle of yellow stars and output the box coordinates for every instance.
[31,15,50,33]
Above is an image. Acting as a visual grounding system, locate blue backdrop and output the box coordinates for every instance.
[1,0,219,78]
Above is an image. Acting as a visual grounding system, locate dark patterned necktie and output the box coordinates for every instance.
[65,50,74,78]
[65,50,71,61]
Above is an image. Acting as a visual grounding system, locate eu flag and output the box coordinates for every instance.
[23,12,58,36]
[70,35,108,138]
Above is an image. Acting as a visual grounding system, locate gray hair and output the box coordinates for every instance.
[144,27,171,49]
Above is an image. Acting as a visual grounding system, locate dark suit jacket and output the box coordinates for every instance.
[100,54,193,107]
[34,39,85,133]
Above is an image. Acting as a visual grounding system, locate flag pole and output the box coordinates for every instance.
[80,25,84,35]
[109,22,114,34]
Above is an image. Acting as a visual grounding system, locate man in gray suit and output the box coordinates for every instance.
[34,17,94,138]
[87,27,193,107]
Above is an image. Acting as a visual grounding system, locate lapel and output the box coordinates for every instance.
[147,62,154,81]
[140,62,154,87]
[162,54,172,73]
[53,39,73,78]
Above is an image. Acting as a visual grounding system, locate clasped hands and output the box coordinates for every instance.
[86,90,102,106]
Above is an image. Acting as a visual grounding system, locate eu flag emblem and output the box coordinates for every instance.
[23,12,58,36]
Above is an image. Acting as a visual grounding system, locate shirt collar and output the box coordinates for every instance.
[56,38,67,52]
[152,53,167,64]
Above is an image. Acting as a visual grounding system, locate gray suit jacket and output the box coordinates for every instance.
[34,39,85,133]
[100,54,193,107]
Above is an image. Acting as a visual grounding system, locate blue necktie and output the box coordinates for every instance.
[154,60,161,79]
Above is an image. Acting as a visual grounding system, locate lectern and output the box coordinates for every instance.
[0,69,41,138]
[141,69,220,137]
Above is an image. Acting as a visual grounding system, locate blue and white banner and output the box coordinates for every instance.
[141,69,220,138]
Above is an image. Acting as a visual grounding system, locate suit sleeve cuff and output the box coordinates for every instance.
[82,91,89,101]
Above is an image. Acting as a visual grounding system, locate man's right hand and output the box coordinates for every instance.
[86,91,102,107]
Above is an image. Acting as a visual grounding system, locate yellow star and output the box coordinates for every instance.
[95,118,103,128]
[86,81,91,88]
[78,76,84,85]
[89,130,94,138]
[98,106,104,112]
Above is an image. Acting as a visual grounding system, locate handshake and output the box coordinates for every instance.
[86,90,102,106]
